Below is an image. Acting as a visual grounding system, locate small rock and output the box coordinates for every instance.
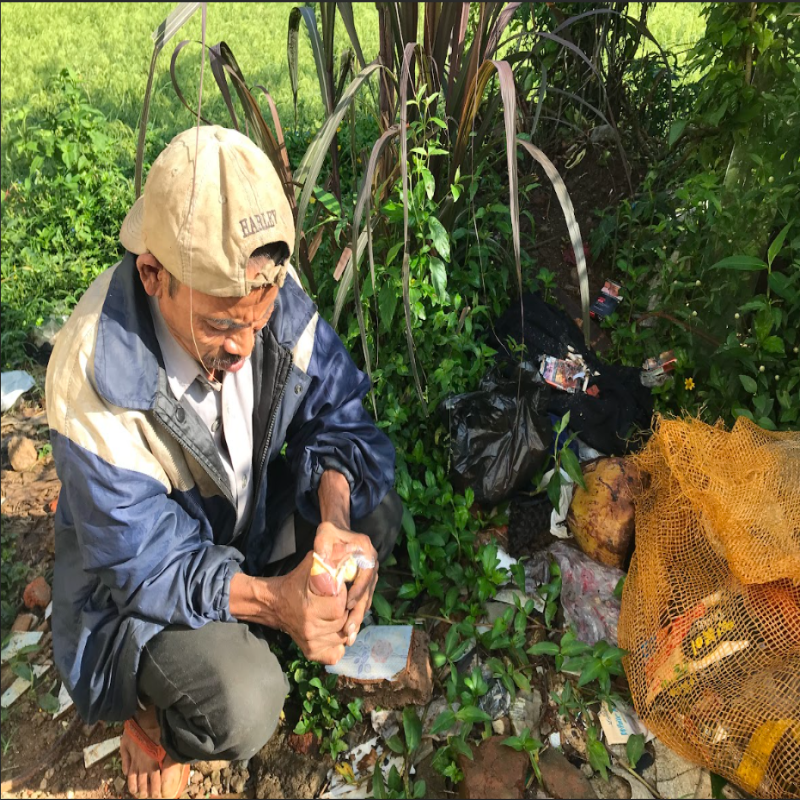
[67,793,75,800]
[114,776,126,794]
[23,576,51,609]
[195,760,230,776]
[538,748,597,799]
[204,777,212,789]
[190,771,203,785]
[591,772,632,800]
[287,731,318,755]
[11,613,38,632]
[492,718,507,735]
[653,740,711,799]
[211,768,221,785]
[45,768,55,780]
[39,778,48,790]
[8,435,38,472]
[457,737,528,799]
[232,775,246,793]
[581,763,594,778]
[510,689,543,738]
[222,766,232,779]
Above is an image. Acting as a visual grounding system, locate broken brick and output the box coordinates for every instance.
[287,731,319,756]
[23,576,52,609]
[11,613,38,632]
[538,748,597,800]
[457,736,528,799]
[8,436,38,472]
[335,629,432,713]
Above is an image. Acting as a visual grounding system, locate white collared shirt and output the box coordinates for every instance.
[148,295,254,535]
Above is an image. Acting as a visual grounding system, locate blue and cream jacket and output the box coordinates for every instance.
[45,253,395,723]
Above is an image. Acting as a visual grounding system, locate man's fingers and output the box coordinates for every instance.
[346,565,375,610]
[128,770,138,796]
[121,744,130,776]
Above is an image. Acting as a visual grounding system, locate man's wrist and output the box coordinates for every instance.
[228,572,284,629]
[318,470,351,530]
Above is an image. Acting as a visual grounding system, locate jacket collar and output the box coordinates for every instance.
[94,253,162,410]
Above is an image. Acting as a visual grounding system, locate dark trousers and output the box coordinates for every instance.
[137,489,403,763]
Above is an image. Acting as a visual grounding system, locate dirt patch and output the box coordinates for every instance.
[249,730,332,799]
[529,142,638,304]
[507,493,557,560]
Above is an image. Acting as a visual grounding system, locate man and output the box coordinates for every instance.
[45,125,400,799]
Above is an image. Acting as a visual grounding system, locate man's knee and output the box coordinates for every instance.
[140,622,288,762]
[209,655,288,760]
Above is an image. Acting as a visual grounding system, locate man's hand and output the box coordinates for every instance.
[278,550,350,664]
[314,521,378,647]
[228,556,348,665]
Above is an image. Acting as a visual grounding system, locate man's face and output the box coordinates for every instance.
[138,256,279,378]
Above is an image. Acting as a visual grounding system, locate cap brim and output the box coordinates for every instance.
[119,195,147,254]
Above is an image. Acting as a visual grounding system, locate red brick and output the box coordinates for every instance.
[23,576,51,609]
[457,736,529,799]
[538,748,597,799]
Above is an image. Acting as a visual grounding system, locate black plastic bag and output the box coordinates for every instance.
[489,292,653,455]
[440,363,552,506]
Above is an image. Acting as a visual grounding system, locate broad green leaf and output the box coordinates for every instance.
[403,707,422,752]
[429,709,458,737]
[386,734,405,754]
[762,336,785,355]
[709,255,767,271]
[455,706,492,725]
[378,281,399,331]
[429,257,448,302]
[768,224,791,268]
[527,641,560,657]
[371,592,393,622]
[739,374,758,394]
[372,765,387,799]
[448,735,473,760]
[420,167,435,200]
[560,448,586,490]
[428,217,451,262]
[587,728,610,781]
[626,733,646,769]
[547,470,563,513]
[668,119,688,148]
[502,735,524,751]
[577,659,605,687]
[38,692,59,714]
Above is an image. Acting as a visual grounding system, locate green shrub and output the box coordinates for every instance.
[1,69,134,368]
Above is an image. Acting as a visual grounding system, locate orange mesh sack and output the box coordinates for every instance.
[618,416,800,799]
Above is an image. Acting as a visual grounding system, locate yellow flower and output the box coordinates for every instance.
[337,144,341,151]
[685,377,695,391]
[310,195,316,204]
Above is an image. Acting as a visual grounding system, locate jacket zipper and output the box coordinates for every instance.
[245,349,293,536]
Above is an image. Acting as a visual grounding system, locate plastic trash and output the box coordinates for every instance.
[440,362,552,506]
[1,371,36,412]
[526,542,625,645]
[489,292,653,455]
[536,468,574,539]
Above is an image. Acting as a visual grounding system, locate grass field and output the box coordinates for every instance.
[1,2,705,147]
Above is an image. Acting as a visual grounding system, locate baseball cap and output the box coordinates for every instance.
[120,125,294,297]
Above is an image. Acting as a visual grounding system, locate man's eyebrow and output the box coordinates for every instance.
[202,307,272,331]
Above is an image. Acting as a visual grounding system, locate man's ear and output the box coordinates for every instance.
[136,253,166,298]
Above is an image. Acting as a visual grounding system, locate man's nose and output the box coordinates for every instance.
[224,327,255,358]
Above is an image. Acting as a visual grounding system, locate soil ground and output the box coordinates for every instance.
[0,143,636,799]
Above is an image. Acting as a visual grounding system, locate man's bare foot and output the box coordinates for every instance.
[120,704,187,799]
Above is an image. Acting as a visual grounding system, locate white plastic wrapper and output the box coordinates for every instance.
[1,370,36,412]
